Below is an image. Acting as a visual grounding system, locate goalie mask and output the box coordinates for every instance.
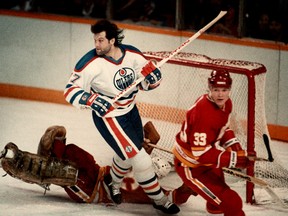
[152,156,171,178]
[208,70,232,88]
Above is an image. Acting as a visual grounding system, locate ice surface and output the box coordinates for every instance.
[1,98,287,215]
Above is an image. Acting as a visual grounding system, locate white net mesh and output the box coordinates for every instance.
[136,51,288,204]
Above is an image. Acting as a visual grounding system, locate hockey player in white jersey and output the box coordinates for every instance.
[64,19,179,214]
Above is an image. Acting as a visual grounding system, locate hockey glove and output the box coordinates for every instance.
[141,60,162,89]
[228,150,253,169]
[80,93,114,117]
[199,148,253,169]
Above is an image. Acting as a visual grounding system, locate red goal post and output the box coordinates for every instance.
[136,51,288,204]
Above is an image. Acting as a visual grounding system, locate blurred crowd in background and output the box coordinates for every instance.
[1,0,287,44]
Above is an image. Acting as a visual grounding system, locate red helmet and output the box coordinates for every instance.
[208,70,232,88]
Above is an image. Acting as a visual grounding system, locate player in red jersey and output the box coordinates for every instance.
[1,124,196,206]
[173,70,253,216]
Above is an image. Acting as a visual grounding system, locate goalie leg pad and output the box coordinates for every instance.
[1,142,78,186]
[43,157,78,186]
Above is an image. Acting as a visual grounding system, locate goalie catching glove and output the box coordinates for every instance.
[1,142,78,186]
[141,60,162,90]
[38,125,66,157]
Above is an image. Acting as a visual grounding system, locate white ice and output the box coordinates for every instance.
[0,98,287,216]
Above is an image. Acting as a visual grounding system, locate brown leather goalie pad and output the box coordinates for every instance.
[142,121,160,154]
[1,142,77,186]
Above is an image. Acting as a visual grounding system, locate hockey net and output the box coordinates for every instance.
[136,51,288,205]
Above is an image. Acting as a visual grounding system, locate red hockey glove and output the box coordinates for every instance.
[204,149,254,169]
[220,129,244,151]
[141,60,162,89]
[230,150,254,169]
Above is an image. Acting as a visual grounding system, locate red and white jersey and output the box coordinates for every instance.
[173,94,233,167]
[64,44,147,117]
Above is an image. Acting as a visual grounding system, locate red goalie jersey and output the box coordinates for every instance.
[39,126,158,204]
[60,143,154,204]
[34,125,196,205]
[1,125,196,205]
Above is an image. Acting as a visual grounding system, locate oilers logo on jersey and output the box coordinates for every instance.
[114,67,135,91]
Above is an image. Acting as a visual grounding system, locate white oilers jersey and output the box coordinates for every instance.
[64,44,148,117]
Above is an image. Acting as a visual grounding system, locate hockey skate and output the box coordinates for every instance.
[153,195,180,214]
[206,201,223,214]
[172,183,198,205]
[103,173,122,204]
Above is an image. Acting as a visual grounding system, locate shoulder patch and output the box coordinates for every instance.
[121,44,143,55]
[75,49,98,71]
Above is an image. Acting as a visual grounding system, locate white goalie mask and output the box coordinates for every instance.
[152,156,171,178]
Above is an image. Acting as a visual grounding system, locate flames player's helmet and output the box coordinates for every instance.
[208,70,232,88]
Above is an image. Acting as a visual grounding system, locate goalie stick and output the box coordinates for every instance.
[110,10,227,105]
[147,143,288,208]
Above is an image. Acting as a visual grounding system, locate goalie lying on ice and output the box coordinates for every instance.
[0,124,197,205]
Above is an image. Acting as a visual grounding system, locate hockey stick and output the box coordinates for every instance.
[147,143,288,207]
[223,169,287,208]
[156,10,227,67]
[148,143,269,162]
[111,10,227,104]
[263,134,274,162]
[147,143,268,186]
[240,134,274,162]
